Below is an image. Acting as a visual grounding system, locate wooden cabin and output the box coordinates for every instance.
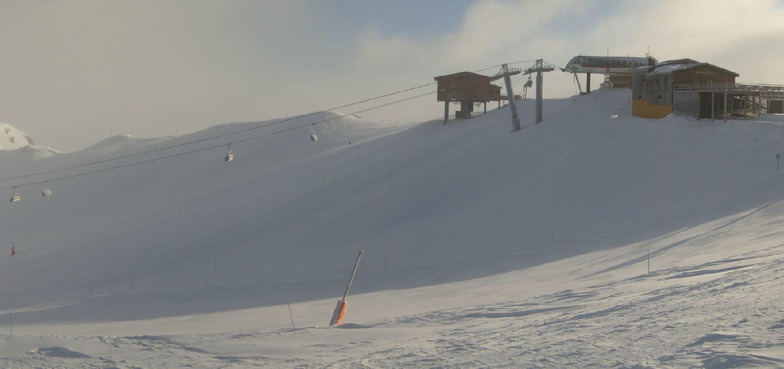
[435,72,503,122]
[632,59,740,119]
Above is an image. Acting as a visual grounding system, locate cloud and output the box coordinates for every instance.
[343,0,784,121]
[1,0,782,150]
[0,1,348,150]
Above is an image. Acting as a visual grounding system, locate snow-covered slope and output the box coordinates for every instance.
[0,123,58,160]
[0,123,35,150]
[2,91,784,367]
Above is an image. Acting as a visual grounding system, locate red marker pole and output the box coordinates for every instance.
[329,250,363,327]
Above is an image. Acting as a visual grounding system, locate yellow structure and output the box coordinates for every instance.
[632,99,673,119]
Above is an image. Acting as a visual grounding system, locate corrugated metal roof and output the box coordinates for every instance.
[565,55,656,73]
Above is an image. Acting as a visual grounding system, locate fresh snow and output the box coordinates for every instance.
[0,123,58,160]
[2,91,784,367]
[0,123,34,151]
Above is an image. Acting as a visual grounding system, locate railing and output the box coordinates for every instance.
[673,82,784,93]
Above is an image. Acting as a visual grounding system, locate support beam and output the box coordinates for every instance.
[443,100,449,125]
[500,64,521,131]
[758,93,762,116]
[536,66,543,124]
[586,72,591,93]
[461,101,473,119]
[572,73,582,94]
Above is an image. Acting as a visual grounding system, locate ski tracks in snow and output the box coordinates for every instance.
[3,246,784,367]
[322,245,784,368]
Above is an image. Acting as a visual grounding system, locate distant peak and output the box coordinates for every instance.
[0,122,37,151]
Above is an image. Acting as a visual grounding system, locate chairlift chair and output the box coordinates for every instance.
[10,187,21,203]
[224,144,234,162]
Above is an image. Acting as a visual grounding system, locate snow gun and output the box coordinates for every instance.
[329,250,363,327]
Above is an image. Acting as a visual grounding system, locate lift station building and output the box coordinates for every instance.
[435,72,503,122]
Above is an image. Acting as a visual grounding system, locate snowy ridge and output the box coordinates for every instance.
[0,123,59,160]
[2,91,784,367]
[0,123,35,150]
[81,134,170,156]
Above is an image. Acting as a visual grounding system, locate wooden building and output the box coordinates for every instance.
[435,72,503,122]
[632,59,740,119]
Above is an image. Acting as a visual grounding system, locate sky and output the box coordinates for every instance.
[1,0,783,152]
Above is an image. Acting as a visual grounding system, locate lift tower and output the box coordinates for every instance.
[493,64,522,131]
[523,59,556,124]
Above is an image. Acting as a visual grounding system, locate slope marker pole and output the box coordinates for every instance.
[286,299,296,329]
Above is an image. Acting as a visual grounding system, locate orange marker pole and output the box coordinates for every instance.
[329,250,363,327]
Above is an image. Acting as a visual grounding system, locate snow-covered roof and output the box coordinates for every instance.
[647,63,695,77]
[434,71,492,81]
[0,122,35,150]
[646,59,739,78]
[565,55,657,74]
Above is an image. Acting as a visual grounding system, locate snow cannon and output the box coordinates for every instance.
[329,250,363,327]
[329,300,348,327]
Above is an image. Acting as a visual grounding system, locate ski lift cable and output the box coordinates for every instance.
[485,60,537,72]
[1,59,530,185]
[1,59,530,191]
[504,59,538,67]
[0,89,441,191]
[542,60,567,71]
[1,124,310,190]
[0,83,440,185]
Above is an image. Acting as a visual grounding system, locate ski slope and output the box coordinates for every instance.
[2,90,784,368]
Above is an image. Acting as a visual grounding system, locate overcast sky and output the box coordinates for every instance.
[2,0,783,151]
